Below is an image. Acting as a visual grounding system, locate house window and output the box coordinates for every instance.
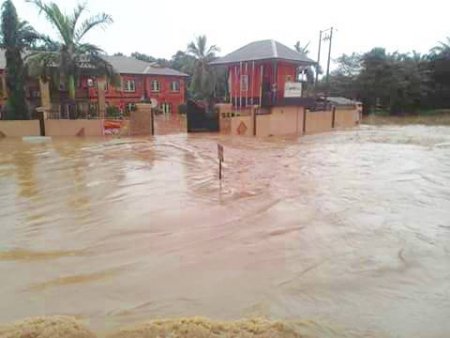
[240,75,248,92]
[126,102,136,112]
[123,79,136,92]
[151,79,160,92]
[170,80,180,92]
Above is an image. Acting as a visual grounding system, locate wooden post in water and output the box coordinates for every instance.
[332,106,336,129]
[253,107,257,136]
[151,108,155,136]
[303,108,307,134]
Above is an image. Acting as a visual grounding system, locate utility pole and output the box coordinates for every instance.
[325,26,334,103]
[315,30,323,87]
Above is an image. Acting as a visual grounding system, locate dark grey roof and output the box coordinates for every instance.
[327,96,362,105]
[0,50,188,77]
[101,55,188,77]
[211,40,316,65]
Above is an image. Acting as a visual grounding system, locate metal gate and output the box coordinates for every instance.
[186,100,219,133]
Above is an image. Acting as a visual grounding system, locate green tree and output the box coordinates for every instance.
[169,50,195,100]
[1,0,40,119]
[356,49,431,113]
[187,35,219,100]
[321,53,362,99]
[26,0,117,101]
[431,37,450,56]
[170,50,196,75]
[317,38,449,114]
[428,37,450,108]
[294,40,315,86]
[131,52,170,67]
[294,41,310,55]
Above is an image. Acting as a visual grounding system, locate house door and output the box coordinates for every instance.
[161,103,171,114]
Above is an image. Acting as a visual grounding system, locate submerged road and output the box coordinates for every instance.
[0,124,449,337]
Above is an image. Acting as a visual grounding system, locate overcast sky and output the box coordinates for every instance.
[12,0,449,69]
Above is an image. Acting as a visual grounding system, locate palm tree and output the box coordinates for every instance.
[25,0,117,101]
[187,35,219,101]
[294,41,310,56]
[431,37,450,56]
[1,0,41,119]
[294,40,314,85]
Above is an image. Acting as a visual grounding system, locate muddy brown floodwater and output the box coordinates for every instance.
[0,124,449,337]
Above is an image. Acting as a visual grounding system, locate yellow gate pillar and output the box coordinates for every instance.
[39,78,51,109]
[97,78,106,119]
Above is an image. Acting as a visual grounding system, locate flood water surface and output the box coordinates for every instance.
[0,125,449,337]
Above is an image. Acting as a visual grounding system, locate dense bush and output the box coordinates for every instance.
[320,38,450,114]
[106,105,120,118]
[178,103,187,114]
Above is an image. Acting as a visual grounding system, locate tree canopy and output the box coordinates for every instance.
[187,35,221,101]
[321,39,450,114]
[25,0,117,101]
[1,0,41,119]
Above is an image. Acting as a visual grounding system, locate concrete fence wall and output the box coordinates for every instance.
[0,120,41,137]
[304,110,334,135]
[0,119,129,138]
[220,107,358,138]
[45,119,104,137]
[335,109,359,128]
[230,115,254,136]
[257,106,304,137]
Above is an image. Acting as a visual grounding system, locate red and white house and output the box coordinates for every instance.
[82,55,188,114]
[0,52,189,115]
[211,40,315,108]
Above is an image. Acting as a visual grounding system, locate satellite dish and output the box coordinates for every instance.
[150,98,158,109]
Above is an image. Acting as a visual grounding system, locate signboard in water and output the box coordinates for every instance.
[218,144,224,162]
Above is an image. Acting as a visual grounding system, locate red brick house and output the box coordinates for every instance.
[211,40,315,107]
[82,55,188,114]
[0,52,189,116]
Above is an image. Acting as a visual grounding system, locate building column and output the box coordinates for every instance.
[1,75,6,100]
[39,78,51,109]
[97,78,106,119]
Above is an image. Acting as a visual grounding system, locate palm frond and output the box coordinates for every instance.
[37,34,61,51]
[197,36,207,57]
[25,50,60,80]
[71,1,87,33]
[206,45,219,57]
[77,42,103,55]
[26,0,72,44]
[187,42,200,58]
[16,20,41,47]
[294,40,310,55]
[75,13,112,43]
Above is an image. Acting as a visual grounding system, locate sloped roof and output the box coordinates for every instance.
[211,40,316,65]
[101,55,189,77]
[0,50,188,77]
[327,97,362,105]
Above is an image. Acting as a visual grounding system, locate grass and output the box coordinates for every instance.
[363,109,450,126]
